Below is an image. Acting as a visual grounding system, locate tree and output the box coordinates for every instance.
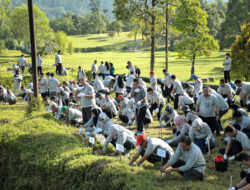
[10,4,54,53]
[174,0,219,75]
[109,20,123,36]
[54,31,68,52]
[108,31,115,38]
[67,41,74,55]
[231,24,250,80]
[220,0,250,49]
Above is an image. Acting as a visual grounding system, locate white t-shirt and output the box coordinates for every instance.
[173,79,184,95]
[18,57,26,67]
[37,57,43,67]
[224,58,231,71]
[92,64,97,73]
[55,53,62,64]
[48,78,59,93]
[40,77,48,93]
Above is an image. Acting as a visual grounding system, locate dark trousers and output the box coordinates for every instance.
[174,94,182,109]
[92,72,96,80]
[126,86,132,94]
[140,149,170,165]
[199,116,217,134]
[20,66,25,74]
[56,63,62,75]
[119,114,129,124]
[224,70,230,83]
[62,99,69,106]
[41,92,47,100]
[99,73,105,80]
[82,106,92,124]
[102,109,116,119]
[219,140,243,161]
[136,106,147,132]
[149,102,164,121]
[162,85,173,102]
[172,159,205,181]
[194,137,216,154]
[37,66,42,75]
[124,140,135,151]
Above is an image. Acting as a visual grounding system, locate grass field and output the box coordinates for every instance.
[0,33,227,89]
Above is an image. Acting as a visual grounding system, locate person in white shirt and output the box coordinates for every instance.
[162,69,173,103]
[39,73,48,100]
[94,76,106,93]
[77,66,85,82]
[98,61,105,79]
[235,79,250,111]
[171,74,185,109]
[55,50,62,75]
[101,92,118,118]
[127,61,135,76]
[0,86,7,104]
[217,79,235,107]
[190,74,203,101]
[113,75,126,98]
[92,60,97,80]
[13,71,23,96]
[48,73,59,97]
[126,71,135,94]
[61,106,82,126]
[6,89,16,105]
[117,94,135,125]
[37,53,43,75]
[18,54,27,74]
[149,71,158,90]
[104,61,110,76]
[223,53,231,83]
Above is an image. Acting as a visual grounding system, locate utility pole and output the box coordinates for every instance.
[27,0,38,97]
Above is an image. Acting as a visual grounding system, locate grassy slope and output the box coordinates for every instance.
[0,103,243,190]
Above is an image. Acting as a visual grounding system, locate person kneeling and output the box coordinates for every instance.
[129,134,174,166]
[162,135,206,181]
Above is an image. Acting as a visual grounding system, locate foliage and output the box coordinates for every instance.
[219,0,250,49]
[26,97,42,115]
[10,4,55,54]
[54,31,68,52]
[231,24,250,80]
[108,31,116,38]
[109,20,123,36]
[67,41,74,55]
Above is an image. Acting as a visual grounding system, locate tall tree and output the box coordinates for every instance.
[174,0,219,75]
[220,0,250,49]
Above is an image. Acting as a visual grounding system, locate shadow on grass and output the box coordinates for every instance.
[87,37,109,40]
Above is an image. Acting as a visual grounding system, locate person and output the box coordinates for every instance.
[166,115,191,147]
[117,94,135,125]
[39,73,48,100]
[108,124,136,157]
[17,54,27,74]
[171,75,184,109]
[178,95,194,110]
[129,134,174,166]
[127,61,135,75]
[101,92,118,119]
[21,86,33,104]
[229,153,250,190]
[51,105,63,119]
[6,89,17,105]
[74,77,95,124]
[104,61,110,77]
[55,50,62,75]
[93,75,107,94]
[13,70,22,96]
[190,74,203,101]
[113,75,126,98]
[231,104,249,118]
[189,118,216,154]
[59,89,69,106]
[48,73,59,97]
[149,71,157,91]
[217,79,235,107]
[220,126,250,161]
[181,105,200,125]
[147,87,165,121]
[92,60,97,80]
[159,105,178,127]
[109,62,115,77]
[223,53,231,83]
[77,66,85,82]
[130,78,147,135]
[162,135,206,181]
[0,86,7,104]
[232,111,250,134]
[98,61,105,79]
[37,53,43,75]
[162,69,173,102]
[61,106,82,126]
[235,80,250,111]
[126,71,135,94]
[196,85,220,134]
[186,83,195,98]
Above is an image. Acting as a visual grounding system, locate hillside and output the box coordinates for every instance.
[11,0,114,20]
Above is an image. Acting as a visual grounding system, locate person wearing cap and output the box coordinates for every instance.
[166,115,191,146]
[149,71,157,91]
[229,153,250,190]
[109,124,136,157]
[189,118,215,154]
[159,105,178,127]
[129,134,174,166]
[94,75,106,94]
[196,85,220,134]
[71,80,78,89]
[61,106,82,126]
[223,53,231,83]
[190,74,203,101]
[231,111,250,135]
[162,69,173,103]
[178,95,194,110]
[162,135,206,181]
[235,80,250,111]
[217,79,235,106]
[130,78,148,135]
[147,87,165,121]
[74,77,95,124]
[101,92,118,119]
[220,126,250,161]
[171,75,185,109]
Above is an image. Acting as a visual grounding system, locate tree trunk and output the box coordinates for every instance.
[165,4,169,71]
[150,0,156,71]
[191,53,196,75]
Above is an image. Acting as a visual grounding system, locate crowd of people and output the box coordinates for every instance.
[0,52,250,189]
